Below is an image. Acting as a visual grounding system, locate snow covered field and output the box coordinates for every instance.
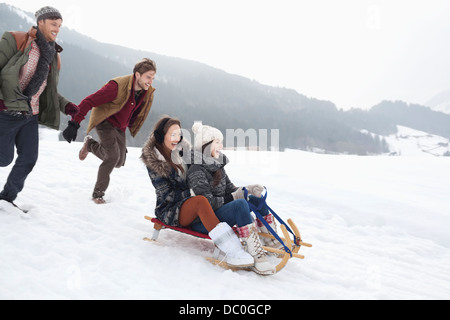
[1,128,449,300]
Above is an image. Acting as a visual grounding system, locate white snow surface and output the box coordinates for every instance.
[1,129,450,300]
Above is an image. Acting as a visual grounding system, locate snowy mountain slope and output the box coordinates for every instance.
[430,101,450,115]
[385,126,450,156]
[426,89,450,115]
[1,129,450,300]
[9,5,34,24]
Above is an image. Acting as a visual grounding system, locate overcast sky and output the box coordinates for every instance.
[6,0,450,110]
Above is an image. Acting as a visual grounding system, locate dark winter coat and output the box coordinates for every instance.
[141,139,192,227]
[0,27,70,129]
[186,150,238,211]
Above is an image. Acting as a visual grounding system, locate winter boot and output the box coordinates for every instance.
[257,214,284,253]
[79,135,92,161]
[92,189,106,205]
[93,197,106,205]
[237,223,276,275]
[208,222,254,268]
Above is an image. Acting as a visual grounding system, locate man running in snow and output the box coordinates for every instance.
[62,58,156,204]
[0,6,78,207]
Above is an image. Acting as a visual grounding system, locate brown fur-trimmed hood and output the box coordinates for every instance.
[141,139,191,177]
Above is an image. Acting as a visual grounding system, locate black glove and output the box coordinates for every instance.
[63,120,80,143]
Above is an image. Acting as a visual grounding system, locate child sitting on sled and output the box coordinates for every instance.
[186,122,281,275]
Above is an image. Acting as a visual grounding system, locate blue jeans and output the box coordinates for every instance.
[0,112,39,202]
[190,196,269,234]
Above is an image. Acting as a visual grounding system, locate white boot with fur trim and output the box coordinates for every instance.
[236,223,276,275]
[208,222,254,268]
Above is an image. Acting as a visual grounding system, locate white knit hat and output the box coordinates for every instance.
[192,121,223,150]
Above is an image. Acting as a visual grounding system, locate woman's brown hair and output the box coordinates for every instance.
[150,116,184,174]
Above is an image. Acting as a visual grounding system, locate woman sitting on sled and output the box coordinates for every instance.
[186,122,281,275]
[141,116,255,269]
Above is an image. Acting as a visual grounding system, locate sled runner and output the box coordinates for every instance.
[144,188,311,274]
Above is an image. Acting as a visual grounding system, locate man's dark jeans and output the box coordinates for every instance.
[0,112,39,202]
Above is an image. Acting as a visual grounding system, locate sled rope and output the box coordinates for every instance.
[244,187,295,258]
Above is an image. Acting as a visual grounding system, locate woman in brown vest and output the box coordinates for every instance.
[62,58,156,204]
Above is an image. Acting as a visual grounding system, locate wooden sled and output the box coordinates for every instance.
[144,214,311,274]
